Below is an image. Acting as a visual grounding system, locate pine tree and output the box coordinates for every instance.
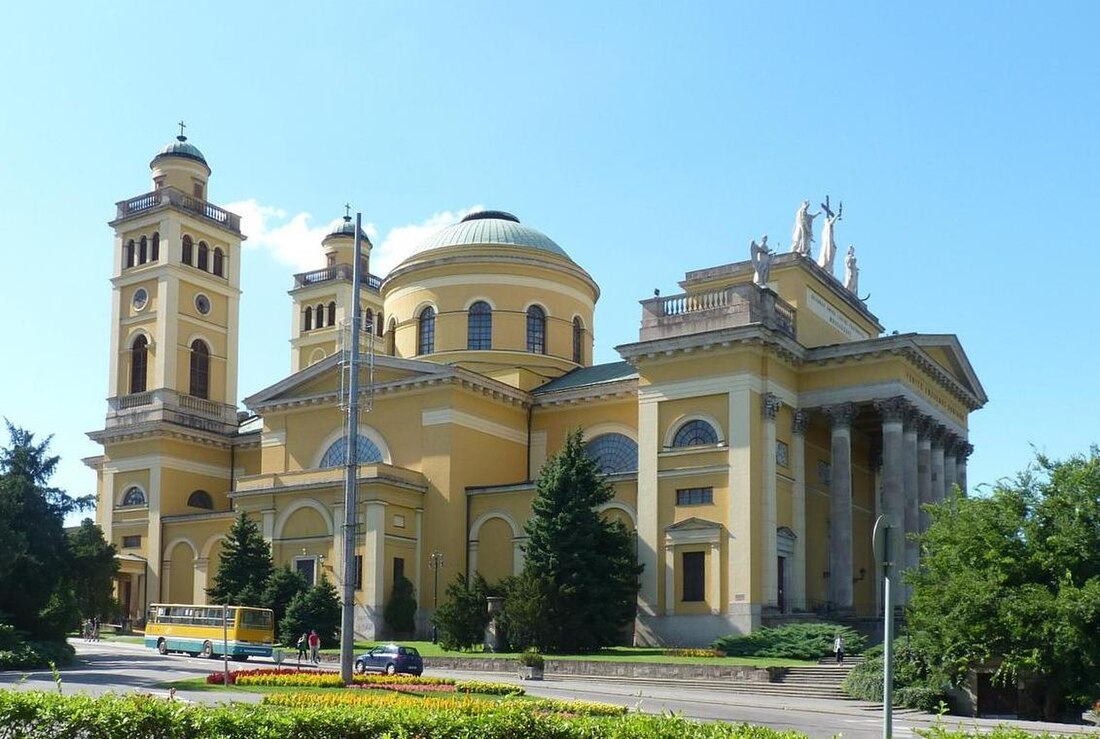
[514,427,641,653]
[262,565,309,643]
[384,575,417,636]
[280,576,342,648]
[68,518,120,621]
[206,512,273,606]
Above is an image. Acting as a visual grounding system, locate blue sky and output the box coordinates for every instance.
[1,1,1097,518]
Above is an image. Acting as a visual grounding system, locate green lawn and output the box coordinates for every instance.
[316,641,810,667]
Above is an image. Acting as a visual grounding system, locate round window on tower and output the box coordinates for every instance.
[132,288,149,312]
[195,293,211,315]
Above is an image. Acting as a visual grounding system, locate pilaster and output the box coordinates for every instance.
[917,418,933,532]
[902,408,920,584]
[823,402,857,610]
[761,392,781,608]
[636,399,660,614]
[790,410,808,611]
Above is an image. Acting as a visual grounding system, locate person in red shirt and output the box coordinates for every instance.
[308,629,320,664]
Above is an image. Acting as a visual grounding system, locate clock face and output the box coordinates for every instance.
[132,288,148,311]
[195,294,211,315]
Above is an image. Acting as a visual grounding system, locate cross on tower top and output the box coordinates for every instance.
[344,202,352,220]
[177,120,187,141]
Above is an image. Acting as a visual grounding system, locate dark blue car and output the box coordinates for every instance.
[354,643,424,676]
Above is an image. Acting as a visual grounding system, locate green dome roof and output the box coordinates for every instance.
[152,135,207,165]
[327,216,371,243]
[410,210,569,259]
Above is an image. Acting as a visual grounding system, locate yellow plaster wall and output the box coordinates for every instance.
[474,516,515,584]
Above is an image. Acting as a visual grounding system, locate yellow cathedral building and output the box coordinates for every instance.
[87,134,986,646]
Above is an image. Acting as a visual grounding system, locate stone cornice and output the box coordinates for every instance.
[616,324,804,366]
[88,420,235,449]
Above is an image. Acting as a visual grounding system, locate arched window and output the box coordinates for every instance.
[315,303,325,328]
[182,235,193,265]
[212,247,224,277]
[151,232,160,261]
[364,308,374,333]
[327,301,336,326]
[130,335,148,394]
[319,434,383,468]
[125,240,135,268]
[189,339,210,399]
[386,317,397,355]
[377,311,384,337]
[468,301,492,350]
[122,487,146,506]
[138,236,148,265]
[584,433,638,474]
[417,306,436,355]
[187,490,214,510]
[197,241,209,271]
[572,317,584,364]
[671,419,719,448]
[526,305,546,354]
[303,306,313,331]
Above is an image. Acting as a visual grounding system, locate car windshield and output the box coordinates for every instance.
[399,647,420,657]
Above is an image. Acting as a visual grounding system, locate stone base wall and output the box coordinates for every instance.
[423,655,777,682]
[635,609,760,647]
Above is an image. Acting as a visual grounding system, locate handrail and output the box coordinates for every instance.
[115,187,242,234]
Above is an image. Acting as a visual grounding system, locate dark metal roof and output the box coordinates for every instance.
[327,216,372,242]
[411,211,569,259]
[533,361,638,395]
[152,135,207,165]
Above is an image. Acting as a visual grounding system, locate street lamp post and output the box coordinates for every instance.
[428,551,443,643]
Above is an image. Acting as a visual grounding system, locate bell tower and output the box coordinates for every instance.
[104,125,245,431]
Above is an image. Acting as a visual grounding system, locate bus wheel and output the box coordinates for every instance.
[157,639,168,655]
[201,641,214,658]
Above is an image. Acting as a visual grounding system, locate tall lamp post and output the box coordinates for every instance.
[428,551,444,643]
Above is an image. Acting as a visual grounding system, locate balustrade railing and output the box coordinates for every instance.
[293,264,382,291]
[640,284,797,340]
[115,187,242,234]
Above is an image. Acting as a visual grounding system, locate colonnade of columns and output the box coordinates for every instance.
[760,392,973,613]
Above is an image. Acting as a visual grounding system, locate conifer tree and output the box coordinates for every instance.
[280,576,342,648]
[514,427,641,653]
[68,518,120,621]
[206,512,273,606]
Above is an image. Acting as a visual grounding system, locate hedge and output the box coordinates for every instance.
[713,623,866,660]
[0,690,812,739]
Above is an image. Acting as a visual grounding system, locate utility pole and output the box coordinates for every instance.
[429,551,443,643]
[339,213,365,684]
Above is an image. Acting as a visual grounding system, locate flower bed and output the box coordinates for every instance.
[206,667,519,696]
[263,689,627,717]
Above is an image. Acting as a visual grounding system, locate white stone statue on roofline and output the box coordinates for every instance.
[817,197,842,273]
[750,235,773,287]
[844,245,859,294]
[790,200,819,257]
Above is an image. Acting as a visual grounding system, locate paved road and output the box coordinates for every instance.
[0,640,1091,738]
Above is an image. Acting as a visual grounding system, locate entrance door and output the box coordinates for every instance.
[777,556,787,612]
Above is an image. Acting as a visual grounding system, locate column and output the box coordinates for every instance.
[931,426,946,504]
[467,541,479,579]
[709,541,722,615]
[957,443,973,495]
[413,509,423,606]
[362,500,387,639]
[917,418,933,532]
[664,541,676,616]
[824,402,857,610]
[874,397,907,609]
[761,393,781,608]
[870,447,883,615]
[636,399,660,617]
[194,558,208,603]
[262,509,275,543]
[943,437,958,495]
[332,502,345,583]
[790,410,808,611]
[902,409,920,581]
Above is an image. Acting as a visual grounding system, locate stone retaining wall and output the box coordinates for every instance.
[423,656,778,682]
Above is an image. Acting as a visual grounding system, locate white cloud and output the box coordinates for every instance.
[370,206,482,277]
[225,199,482,277]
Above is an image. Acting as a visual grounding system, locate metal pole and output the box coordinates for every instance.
[222,603,229,688]
[883,527,894,739]
[340,213,364,684]
[429,551,442,643]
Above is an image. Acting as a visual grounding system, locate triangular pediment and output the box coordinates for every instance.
[908,335,987,404]
[244,354,453,410]
[666,516,722,532]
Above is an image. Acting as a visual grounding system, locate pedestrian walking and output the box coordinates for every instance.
[296,633,308,663]
[308,629,320,664]
[833,633,845,664]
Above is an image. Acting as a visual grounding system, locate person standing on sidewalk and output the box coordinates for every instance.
[308,629,320,664]
[833,633,845,664]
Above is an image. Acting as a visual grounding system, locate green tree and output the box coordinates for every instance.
[384,575,417,636]
[262,565,309,643]
[279,576,341,648]
[909,449,1100,719]
[68,519,120,621]
[513,427,642,653]
[0,423,91,639]
[431,573,494,650]
[206,512,273,606]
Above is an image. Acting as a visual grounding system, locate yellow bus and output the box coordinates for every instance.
[144,603,275,660]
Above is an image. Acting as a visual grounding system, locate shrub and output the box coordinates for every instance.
[712,623,866,660]
[432,573,497,651]
[0,624,74,670]
[842,643,951,710]
[384,576,417,636]
[519,648,544,669]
